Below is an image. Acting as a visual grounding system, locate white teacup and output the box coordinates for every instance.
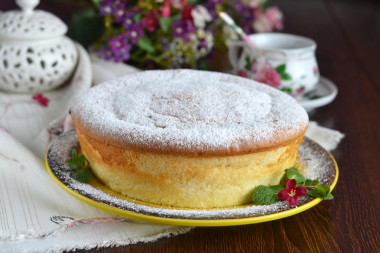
[228,33,319,96]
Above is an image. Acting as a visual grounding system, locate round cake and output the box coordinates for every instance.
[71,70,309,208]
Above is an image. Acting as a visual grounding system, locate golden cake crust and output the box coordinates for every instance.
[76,128,303,208]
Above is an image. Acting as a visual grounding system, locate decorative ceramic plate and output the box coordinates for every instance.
[46,129,338,227]
[299,76,338,112]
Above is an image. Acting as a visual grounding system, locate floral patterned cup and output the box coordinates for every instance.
[228,33,319,96]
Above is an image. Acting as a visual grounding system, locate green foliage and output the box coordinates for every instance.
[252,185,281,205]
[280,167,305,186]
[138,36,155,53]
[305,179,320,186]
[159,17,173,33]
[66,149,92,183]
[74,168,92,183]
[66,149,85,171]
[252,167,334,205]
[67,8,105,48]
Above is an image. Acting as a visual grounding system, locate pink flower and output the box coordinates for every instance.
[162,1,171,17]
[251,61,281,88]
[265,6,283,30]
[142,10,159,32]
[278,179,307,205]
[170,0,185,9]
[253,7,283,32]
[32,94,49,107]
[237,70,249,78]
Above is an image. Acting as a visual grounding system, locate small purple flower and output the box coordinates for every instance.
[204,0,222,20]
[112,2,126,23]
[197,37,208,51]
[123,14,134,29]
[125,24,144,44]
[108,35,132,62]
[173,20,195,42]
[99,48,113,61]
[234,2,255,34]
[99,1,114,16]
[122,10,141,29]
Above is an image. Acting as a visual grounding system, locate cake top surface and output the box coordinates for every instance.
[71,70,309,155]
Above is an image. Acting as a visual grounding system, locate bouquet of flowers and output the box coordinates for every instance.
[96,0,283,69]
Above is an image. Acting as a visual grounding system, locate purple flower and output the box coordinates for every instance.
[173,20,195,42]
[234,2,255,34]
[204,0,222,20]
[112,2,126,23]
[123,13,135,29]
[99,1,114,16]
[197,37,208,51]
[108,35,132,62]
[99,48,113,61]
[125,23,144,44]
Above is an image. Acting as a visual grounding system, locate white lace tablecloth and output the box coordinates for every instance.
[0,52,344,252]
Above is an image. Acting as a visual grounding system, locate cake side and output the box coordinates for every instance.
[76,128,303,208]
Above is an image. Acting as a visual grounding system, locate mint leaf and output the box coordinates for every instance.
[137,36,155,53]
[285,167,305,186]
[72,149,78,160]
[270,185,284,193]
[324,193,334,200]
[66,160,79,171]
[307,184,333,200]
[74,168,92,183]
[307,189,321,198]
[66,149,85,171]
[316,184,330,195]
[305,179,319,186]
[159,17,173,32]
[252,185,279,205]
[66,149,92,183]
[275,64,286,74]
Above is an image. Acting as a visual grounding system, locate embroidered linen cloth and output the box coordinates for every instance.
[0,55,344,252]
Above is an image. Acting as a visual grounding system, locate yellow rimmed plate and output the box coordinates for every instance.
[45,129,338,227]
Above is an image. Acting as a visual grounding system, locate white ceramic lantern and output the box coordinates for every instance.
[0,0,78,93]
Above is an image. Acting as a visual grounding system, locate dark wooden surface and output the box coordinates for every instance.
[2,0,379,252]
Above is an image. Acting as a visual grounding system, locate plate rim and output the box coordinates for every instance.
[45,134,339,227]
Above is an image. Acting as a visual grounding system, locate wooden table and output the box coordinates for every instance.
[2,0,379,252]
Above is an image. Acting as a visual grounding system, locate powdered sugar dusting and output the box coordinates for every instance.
[71,70,308,153]
[47,130,336,221]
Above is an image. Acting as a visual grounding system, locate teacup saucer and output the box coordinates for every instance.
[224,70,338,112]
[298,76,338,112]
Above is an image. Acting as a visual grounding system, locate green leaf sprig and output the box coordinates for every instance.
[252,167,334,205]
[66,149,92,183]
